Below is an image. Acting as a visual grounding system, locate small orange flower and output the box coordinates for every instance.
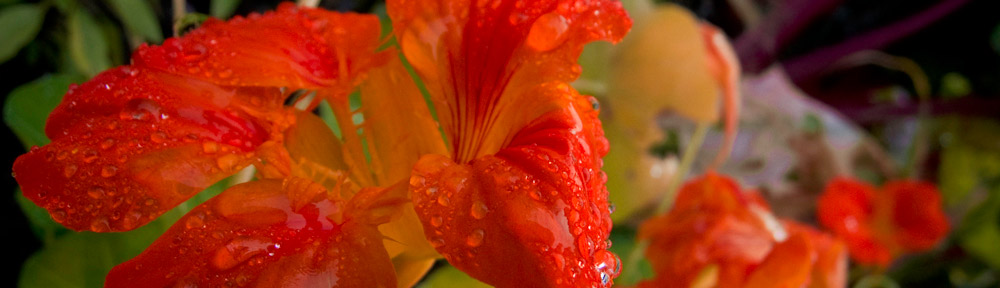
[818,178,950,267]
[639,173,846,288]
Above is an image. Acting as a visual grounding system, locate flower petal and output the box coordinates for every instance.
[410,94,619,287]
[359,55,450,285]
[133,3,381,90]
[390,0,630,163]
[639,174,774,288]
[818,178,891,266]
[884,180,949,251]
[13,66,280,232]
[744,233,814,288]
[105,178,396,288]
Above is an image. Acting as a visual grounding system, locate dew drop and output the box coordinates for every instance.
[216,154,240,171]
[87,187,106,199]
[150,131,168,143]
[529,189,542,201]
[525,13,570,52]
[594,250,622,284]
[100,138,115,150]
[91,217,111,232]
[211,237,273,270]
[186,213,206,229]
[56,150,69,160]
[470,201,488,220]
[430,238,445,248]
[436,194,450,206]
[82,149,99,163]
[119,98,163,121]
[430,216,443,227]
[51,210,67,223]
[101,165,118,178]
[63,164,78,178]
[466,229,485,247]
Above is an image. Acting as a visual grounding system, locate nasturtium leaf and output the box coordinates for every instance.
[104,0,162,42]
[211,0,241,19]
[959,186,1000,270]
[0,4,45,64]
[417,263,491,288]
[3,74,80,149]
[68,8,112,77]
[18,181,226,288]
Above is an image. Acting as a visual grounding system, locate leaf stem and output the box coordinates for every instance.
[620,121,712,284]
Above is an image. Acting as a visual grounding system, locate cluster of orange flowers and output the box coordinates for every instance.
[13,1,631,287]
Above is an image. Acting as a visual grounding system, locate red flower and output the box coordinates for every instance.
[12,1,630,287]
[818,178,950,267]
[639,173,846,288]
[390,0,631,286]
[13,4,408,286]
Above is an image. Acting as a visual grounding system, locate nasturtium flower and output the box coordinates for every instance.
[391,0,630,286]
[639,173,846,288]
[818,178,950,267]
[12,1,630,287]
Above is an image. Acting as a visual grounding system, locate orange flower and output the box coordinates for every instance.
[639,173,846,288]
[12,1,630,287]
[390,0,630,286]
[818,178,950,267]
[13,4,408,286]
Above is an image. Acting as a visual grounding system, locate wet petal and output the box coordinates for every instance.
[390,0,630,163]
[105,179,396,288]
[884,180,949,251]
[13,67,280,232]
[133,3,381,90]
[411,98,617,287]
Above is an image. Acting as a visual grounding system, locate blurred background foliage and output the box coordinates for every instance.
[1,0,999,287]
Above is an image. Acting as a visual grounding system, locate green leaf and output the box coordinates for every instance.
[3,74,80,149]
[68,9,112,77]
[416,263,491,288]
[0,4,46,63]
[959,186,1000,270]
[18,181,227,288]
[939,143,980,206]
[210,0,240,19]
[104,0,162,42]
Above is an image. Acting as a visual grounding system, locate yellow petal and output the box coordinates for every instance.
[608,3,719,145]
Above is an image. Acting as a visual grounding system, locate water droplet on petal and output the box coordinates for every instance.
[470,201,488,220]
[87,187,105,199]
[526,13,570,52]
[63,164,78,178]
[120,98,163,121]
[101,165,118,178]
[437,194,450,206]
[430,216,443,227]
[100,138,115,150]
[150,132,167,143]
[51,210,67,223]
[82,149,99,163]
[466,229,485,247]
[91,217,111,232]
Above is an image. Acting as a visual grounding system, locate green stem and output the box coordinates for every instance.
[620,121,712,284]
[657,121,711,214]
